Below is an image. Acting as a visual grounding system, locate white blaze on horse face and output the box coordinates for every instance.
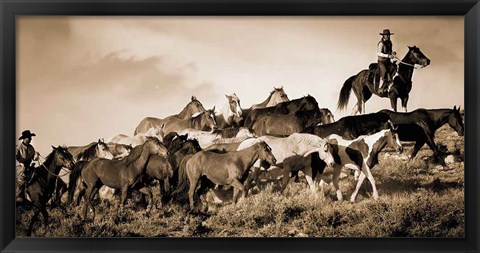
[98,143,114,160]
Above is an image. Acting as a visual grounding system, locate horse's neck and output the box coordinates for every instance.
[254,94,272,108]
[131,145,152,173]
[366,134,387,160]
[398,55,415,81]
[190,114,202,129]
[177,105,193,118]
[237,146,261,172]
[429,110,452,129]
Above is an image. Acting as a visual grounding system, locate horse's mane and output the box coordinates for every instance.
[124,144,144,167]
[76,142,101,161]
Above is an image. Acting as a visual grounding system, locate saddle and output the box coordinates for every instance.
[366,62,397,94]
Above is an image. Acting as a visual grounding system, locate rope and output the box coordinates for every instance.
[393,56,425,69]
[37,155,71,178]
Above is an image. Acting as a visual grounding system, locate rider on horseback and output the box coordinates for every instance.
[376,29,397,96]
[16,130,40,202]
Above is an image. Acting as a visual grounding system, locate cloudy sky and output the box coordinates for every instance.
[17,16,464,156]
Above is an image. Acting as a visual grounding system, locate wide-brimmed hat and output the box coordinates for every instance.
[19,130,36,140]
[380,29,394,35]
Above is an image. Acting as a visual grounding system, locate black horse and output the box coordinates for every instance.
[24,146,75,236]
[244,95,319,128]
[380,106,464,166]
[338,46,430,114]
[301,112,393,140]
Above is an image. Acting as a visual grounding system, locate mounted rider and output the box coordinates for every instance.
[16,130,40,202]
[376,29,397,96]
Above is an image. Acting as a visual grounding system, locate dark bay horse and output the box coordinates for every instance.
[252,109,322,136]
[78,137,167,220]
[301,112,393,140]
[175,142,277,209]
[134,96,207,135]
[244,95,319,128]
[380,106,464,167]
[319,108,335,125]
[25,146,75,235]
[241,87,290,121]
[338,46,430,114]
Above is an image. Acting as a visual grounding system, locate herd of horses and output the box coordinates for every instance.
[18,45,465,236]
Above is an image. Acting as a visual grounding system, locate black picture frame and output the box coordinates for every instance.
[1,0,479,252]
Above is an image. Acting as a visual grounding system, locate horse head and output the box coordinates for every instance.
[97,139,114,159]
[256,141,277,166]
[449,105,465,136]
[383,127,403,153]
[268,86,289,106]
[186,96,207,116]
[51,145,75,169]
[407,45,430,67]
[145,137,169,157]
[320,108,335,124]
[202,108,218,131]
[225,93,243,119]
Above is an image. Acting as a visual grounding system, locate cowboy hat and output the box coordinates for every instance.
[19,130,36,140]
[380,29,394,35]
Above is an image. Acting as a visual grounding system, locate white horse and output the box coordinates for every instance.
[109,126,164,147]
[215,94,243,129]
[178,127,255,149]
[319,128,403,202]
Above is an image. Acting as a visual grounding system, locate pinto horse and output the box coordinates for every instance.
[215,94,243,129]
[77,137,167,220]
[338,46,430,114]
[134,96,207,135]
[302,112,393,140]
[320,127,403,202]
[175,142,277,209]
[244,95,319,128]
[380,106,464,167]
[252,109,322,136]
[25,146,75,236]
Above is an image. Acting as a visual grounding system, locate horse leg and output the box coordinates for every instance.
[81,185,94,220]
[389,94,398,112]
[75,182,86,207]
[410,140,426,160]
[401,95,409,112]
[278,167,292,194]
[244,166,261,193]
[27,208,41,236]
[350,165,378,202]
[138,187,153,213]
[351,102,359,116]
[188,176,200,210]
[332,164,343,201]
[120,185,129,213]
[303,166,317,196]
[231,179,246,204]
[425,136,447,167]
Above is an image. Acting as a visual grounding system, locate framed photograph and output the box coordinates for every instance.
[1,0,478,252]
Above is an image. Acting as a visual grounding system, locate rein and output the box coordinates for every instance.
[37,154,71,178]
[393,56,425,69]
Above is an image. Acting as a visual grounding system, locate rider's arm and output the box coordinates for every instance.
[377,42,391,58]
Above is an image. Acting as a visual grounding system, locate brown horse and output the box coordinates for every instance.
[251,87,289,109]
[134,96,207,135]
[25,146,75,236]
[252,109,322,136]
[78,137,167,220]
[160,108,218,135]
[176,141,277,209]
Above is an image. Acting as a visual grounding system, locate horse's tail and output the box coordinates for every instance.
[67,161,86,206]
[171,155,192,200]
[337,75,356,111]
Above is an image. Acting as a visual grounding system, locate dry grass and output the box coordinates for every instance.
[16,125,464,237]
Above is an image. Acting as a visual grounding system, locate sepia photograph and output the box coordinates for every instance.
[15,16,464,238]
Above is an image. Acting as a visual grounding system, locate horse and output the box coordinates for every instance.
[237,133,336,195]
[319,108,335,125]
[58,140,113,205]
[175,141,277,209]
[252,109,322,136]
[380,106,464,167]
[178,127,255,148]
[155,108,218,136]
[134,96,207,135]
[162,132,189,151]
[337,46,430,114]
[106,142,132,159]
[301,112,393,140]
[77,137,167,220]
[319,127,403,202]
[109,126,164,147]
[244,95,319,128]
[241,87,289,121]
[215,94,243,129]
[24,146,75,236]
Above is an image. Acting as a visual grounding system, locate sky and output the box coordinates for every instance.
[16,16,464,156]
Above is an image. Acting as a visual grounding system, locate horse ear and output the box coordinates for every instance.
[225,94,229,99]
[191,96,196,101]
[408,46,412,50]
[212,106,216,111]
[453,105,457,111]
[458,105,461,112]
[52,145,57,150]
